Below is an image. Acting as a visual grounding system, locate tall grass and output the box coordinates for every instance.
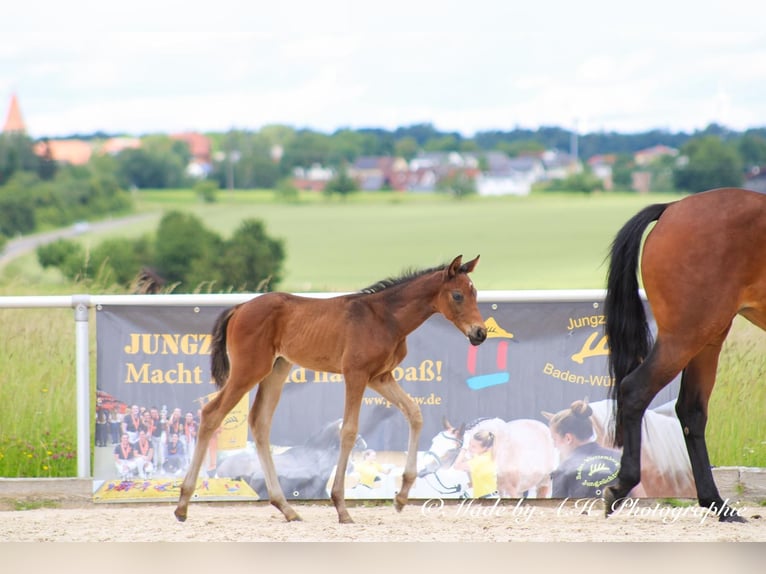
[708,317,766,467]
[0,190,763,475]
[0,302,79,476]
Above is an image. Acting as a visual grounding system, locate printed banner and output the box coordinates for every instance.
[94,298,690,503]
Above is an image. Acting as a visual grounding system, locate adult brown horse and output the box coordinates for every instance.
[174,255,487,524]
[603,187,763,522]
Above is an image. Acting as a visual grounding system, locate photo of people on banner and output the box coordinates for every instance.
[93,300,696,503]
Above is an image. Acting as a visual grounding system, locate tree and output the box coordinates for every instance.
[154,211,221,287]
[673,136,744,192]
[737,132,766,168]
[0,132,39,185]
[36,239,86,281]
[323,167,357,199]
[0,172,39,235]
[436,171,476,199]
[115,135,190,189]
[205,219,285,291]
[90,236,154,286]
[611,154,634,189]
[394,137,419,161]
[546,171,604,194]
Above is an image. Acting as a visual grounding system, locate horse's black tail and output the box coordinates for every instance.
[210,306,239,389]
[605,202,670,446]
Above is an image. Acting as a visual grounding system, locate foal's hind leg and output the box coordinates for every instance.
[175,371,263,522]
[676,336,745,522]
[248,358,302,522]
[368,374,423,512]
[604,339,687,516]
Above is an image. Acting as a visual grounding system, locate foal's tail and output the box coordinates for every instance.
[605,202,670,446]
[210,306,239,389]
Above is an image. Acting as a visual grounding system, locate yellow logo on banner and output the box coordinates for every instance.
[484,316,514,339]
[197,390,250,451]
[570,332,609,364]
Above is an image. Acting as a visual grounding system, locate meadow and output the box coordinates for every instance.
[0,189,764,477]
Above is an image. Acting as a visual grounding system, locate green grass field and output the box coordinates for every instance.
[124,189,681,292]
[0,190,763,477]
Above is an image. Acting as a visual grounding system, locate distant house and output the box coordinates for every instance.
[634,145,678,166]
[406,166,439,192]
[745,166,766,194]
[540,149,582,180]
[292,163,334,191]
[100,137,141,155]
[349,156,409,191]
[587,154,616,190]
[474,153,543,196]
[33,139,92,165]
[170,132,213,177]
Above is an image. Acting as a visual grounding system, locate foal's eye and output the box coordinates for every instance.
[452,291,464,302]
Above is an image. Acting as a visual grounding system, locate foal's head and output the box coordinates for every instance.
[437,255,487,346]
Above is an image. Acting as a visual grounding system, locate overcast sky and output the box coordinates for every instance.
[2,0,765,138]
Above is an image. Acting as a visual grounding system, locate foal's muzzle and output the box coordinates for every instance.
[468,326,487,346]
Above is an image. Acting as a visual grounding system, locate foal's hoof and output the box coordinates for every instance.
[394,495,407,513]
[174,508,187,523]
[286,514,304,523]
[338,514,355,524]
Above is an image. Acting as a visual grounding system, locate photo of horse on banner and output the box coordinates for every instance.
[413,416,556,499]
[215,418,367,500]
[588,399,695,498]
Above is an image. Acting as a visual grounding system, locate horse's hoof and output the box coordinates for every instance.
[394,496,407,512]
[338,514,355,524]
[174,509,187,523]
[603,487,619,517]
[286,514,303,522]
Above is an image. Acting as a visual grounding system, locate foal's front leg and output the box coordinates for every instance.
[368,373,423,512]
[329,373,367,524]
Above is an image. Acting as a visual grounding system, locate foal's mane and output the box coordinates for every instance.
[359,263,448,295]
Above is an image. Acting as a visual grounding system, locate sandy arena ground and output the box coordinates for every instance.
[1,495,764,542]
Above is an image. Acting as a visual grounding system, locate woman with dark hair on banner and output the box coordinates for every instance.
[544,399,621,498]
[453,429,498,498]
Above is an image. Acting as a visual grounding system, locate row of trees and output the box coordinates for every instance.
[6,122,766,194]
[36,211,285,293]
[0,133,133,251]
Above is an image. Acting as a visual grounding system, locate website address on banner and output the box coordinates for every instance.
[362,393,442,407]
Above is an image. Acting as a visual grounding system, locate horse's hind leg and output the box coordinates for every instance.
[175,369,264,522]
[368,374,423,512]
[675,335,745,522]
[604,339,686,516]
[248,358,302,522]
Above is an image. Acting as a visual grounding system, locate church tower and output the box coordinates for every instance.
[3,93,27,133]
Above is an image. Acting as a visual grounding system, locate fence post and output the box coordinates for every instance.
[72,295,91,478]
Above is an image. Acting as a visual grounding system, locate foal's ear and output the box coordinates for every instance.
[447,255,464,278]
[541,410,554,421]
[459,255,480,274]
